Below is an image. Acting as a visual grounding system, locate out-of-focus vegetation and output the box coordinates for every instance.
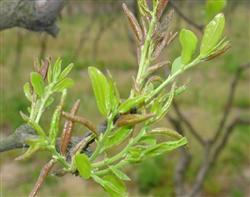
[0,0,249,196]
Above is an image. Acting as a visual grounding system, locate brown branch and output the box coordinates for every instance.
[212,63,250,143]
[62,112,98,136]
[60,99,80,155]
[169,0,203,32]
[29,159,56,197]
[188,118,250,197]
[172,100,205,146]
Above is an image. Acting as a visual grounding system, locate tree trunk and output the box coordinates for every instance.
[0,0,65,37]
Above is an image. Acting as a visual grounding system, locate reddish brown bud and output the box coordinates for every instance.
[122,3,143,43]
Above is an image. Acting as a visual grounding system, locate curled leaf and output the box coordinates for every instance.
[116,114,154,127]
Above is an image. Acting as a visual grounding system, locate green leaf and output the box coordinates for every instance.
[30,72,45,97]
[74,153,91,179]
[52,58,62,81]
[59,63,74,80]
[88,67,111,116]
[107,76,120,111]
[127,146,145,163]
[103,174,127,197]
[49,91,66,145]
[179,29,198,64]
[53,78,74,92]
[109,166,131,181]
[45,97,54,108]
[15,138,43,160]
[15,143,40,160]
[104,127,133,150]
[23,82,32,101]
[205,0,226,21]
[171,57,183,75]
[200,13,225,57]
[118,95,146,113]
[143,137,188,158]
[150,128,183,140]
[138,135,157,145]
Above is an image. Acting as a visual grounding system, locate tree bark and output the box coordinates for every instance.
[0,0,65,37]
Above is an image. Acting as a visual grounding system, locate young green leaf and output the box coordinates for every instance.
[138,135,157,145]
[171,57,184,75]
[102,174,127,197]
[143,137,188,158]
[200,13,225,57]
[23,82,32,101]
[179,29,198,64]
[30,72,45,97]
[88,67,111,117]
[74,153,91,179]
[109,166,131,181]
[59,63,74,80]
[53,78,74,92]
[52,58,62,81]
[107,76,120,111]
[205,0,226,21]
[104,127,133,150]
[118,95,146,113]
[49,90,67,145]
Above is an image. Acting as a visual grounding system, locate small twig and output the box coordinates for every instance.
[172,100,205,146]
[29,159,56,197]
[167,115,191,196]
[60,99,80,155]
[188,118,250,197]
[169,0,203,32]
[212,63,250,143]
[62,112,98,136]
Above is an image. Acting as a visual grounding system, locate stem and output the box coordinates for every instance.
[147,57,201,102]
[136,8,158,87]
[92,128,146,169]
[95,160,129,176]
[90,114,115,161]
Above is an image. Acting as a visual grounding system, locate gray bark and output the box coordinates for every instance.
[0,0,65,37]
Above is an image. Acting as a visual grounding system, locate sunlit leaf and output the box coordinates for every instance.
[171,57,183,75]
[109,166,131,181]
[104,127,133,150]
[92,174,127,197]
[74,153,91,179]
[200,13,225,57]
[179,29,198,64]
[59,63,74,80]
[30,72,45,97]
[52,58,62,81]
[88,67,111,116]
[53,78,74,92]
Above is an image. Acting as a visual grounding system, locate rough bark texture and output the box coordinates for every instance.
[0,0,65,37]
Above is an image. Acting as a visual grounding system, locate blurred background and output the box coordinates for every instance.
[0,0,249,196]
